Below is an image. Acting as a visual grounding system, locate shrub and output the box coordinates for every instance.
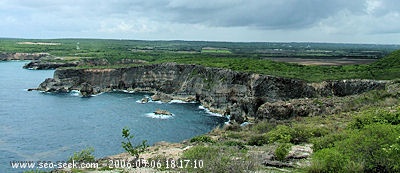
[121,127,149,158]
[247,134,268,146]
[349,107,400,129]
[337,124,400,172]
[266,125,293,143]
[68,147,95,163]
[226,132,243,139]
[308,148,350,173]
[224,122,242,131]
[310,132,348,152]
[223,140,247,150]
[250,120,275,133]
[291,124,329,144]
[309,123,400,173]
[190,135,215,143]
[182,145,256,173]
[275,143,292,161]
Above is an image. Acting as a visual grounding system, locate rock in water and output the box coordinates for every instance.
[153,109,172,116]
[151,92,173,102]
[141,97,149,103]
[80,83,94,97]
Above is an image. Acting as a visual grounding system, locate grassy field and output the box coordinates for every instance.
[1,38,400,82]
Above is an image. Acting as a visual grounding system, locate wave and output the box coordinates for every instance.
[121,89,135,93]
[69,90,81,97]
[198,105,225,117]
[145,113,174,120]
[136,97,196,104]
[168,100,197,104]
[69,90,104,97]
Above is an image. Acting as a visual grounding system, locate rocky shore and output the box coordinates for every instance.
[35,63,387,121]
[23,60,80,70]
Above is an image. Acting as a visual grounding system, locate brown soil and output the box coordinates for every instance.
[266,58,377,66]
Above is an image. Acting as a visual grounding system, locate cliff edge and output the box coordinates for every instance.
[37,63,387,120]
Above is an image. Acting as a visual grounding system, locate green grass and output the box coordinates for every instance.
[2,38,400,82]
[192,86,400,172]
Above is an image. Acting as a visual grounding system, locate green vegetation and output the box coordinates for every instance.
[182,145,256,173]
[308,107,400,173]
[68,147,95,163]
[121,127,149,158]
[175,85,400,172]
[1,38,400,82]
[3,38,399,172]
[190,135,215,143]
[275,143,292,161]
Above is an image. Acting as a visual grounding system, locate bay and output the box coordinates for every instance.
[0,61,226,172]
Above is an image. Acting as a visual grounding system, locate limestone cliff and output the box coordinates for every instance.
[37,63,387,120]
[0,52,49,61]
[23,60,79,70]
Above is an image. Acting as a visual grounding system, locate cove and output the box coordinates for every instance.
[0,61,227,173]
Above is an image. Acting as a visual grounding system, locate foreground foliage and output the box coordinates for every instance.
[121,127,149,158]
[308,107,400,173]
[68,147,96,163]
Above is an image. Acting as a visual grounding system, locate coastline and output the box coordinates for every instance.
[35,63,387,123]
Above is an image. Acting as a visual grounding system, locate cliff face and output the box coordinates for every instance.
[37,63,387,120]
[0,52,49,61]
[23,60,79,70]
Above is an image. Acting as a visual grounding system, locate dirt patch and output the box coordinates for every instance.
[17,42,61,46]
[266,58,377,66]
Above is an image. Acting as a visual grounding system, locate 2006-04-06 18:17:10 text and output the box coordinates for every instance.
[108,159,204,169]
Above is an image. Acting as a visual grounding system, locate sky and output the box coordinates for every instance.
[0,0,399,44]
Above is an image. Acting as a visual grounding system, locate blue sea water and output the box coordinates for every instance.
[0,61,227,172]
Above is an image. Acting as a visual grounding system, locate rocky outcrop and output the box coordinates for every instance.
[311,79,387,97]
[23,58,148,70]
[36,63,387,119]
[0,52,49,61]
[153,109,172,116]
[256,97,346,120]
[151,92,173,102]
[23,60,79,70]
[263,144,313,168]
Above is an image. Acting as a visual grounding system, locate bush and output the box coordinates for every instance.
[266,125,293,143]
[247,134,268,146]
[226,132,243,139]
[275,143,292,161]
[121,127,149,158]
[223,140,247,150]
[309,123,400,173]
[224,122,242,131]
[68,147,95,163]
[291,124,330,144]
[250,120,275,133]
[190,135,215,143]
[310,132,348,152]
[308,148,351,173]
[349,107,400,129]
[182,145,256,173]
[337,124,400,172]
[308,105,400,173]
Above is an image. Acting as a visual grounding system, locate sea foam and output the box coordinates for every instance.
[145,113,174,120]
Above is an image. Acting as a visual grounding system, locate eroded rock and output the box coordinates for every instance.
[36,63,388,119]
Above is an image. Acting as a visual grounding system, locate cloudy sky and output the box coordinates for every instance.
[0,0,399,44]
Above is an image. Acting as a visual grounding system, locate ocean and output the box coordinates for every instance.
[0,61,227,172]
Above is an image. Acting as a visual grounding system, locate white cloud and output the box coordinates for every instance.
[0,0,399,44]
[99,18,158,33]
